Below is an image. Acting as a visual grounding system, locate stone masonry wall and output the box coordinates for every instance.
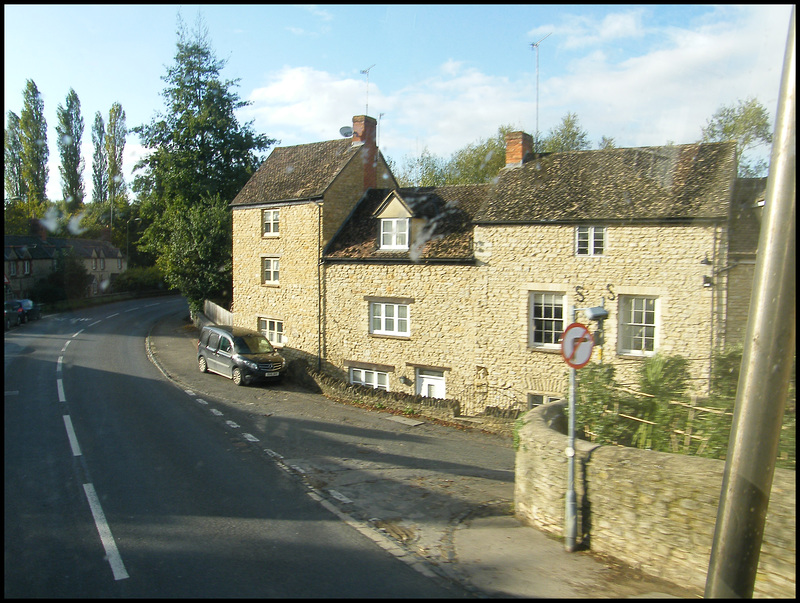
[475,222,727,411]
[323,261,487,413]
[515,401,796,598]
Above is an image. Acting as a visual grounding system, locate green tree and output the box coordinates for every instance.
[700,96,773,177]
[106,101,127,227]
[91,111,108,205]
[396,146,447,187]
[597,136,616,150]
[541,112,590,153]
[444,125,513,184]
[19,79,49,212]
[56,88,86,213]
[4,111,25,201]
[132,14,275,312]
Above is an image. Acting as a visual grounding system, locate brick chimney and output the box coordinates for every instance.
[352,115,378,189]
[505,131,533,167]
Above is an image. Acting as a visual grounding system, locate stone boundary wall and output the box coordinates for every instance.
[515,401,796,598]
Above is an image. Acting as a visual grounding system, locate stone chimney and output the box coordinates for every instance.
[352,115,378,189]
[505,131,533,167]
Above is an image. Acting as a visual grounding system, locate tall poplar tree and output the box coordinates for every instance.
[91,111,108,205]
[105,102,127,231]
[56,88,86,212]
[700,97,773,177]
[541,112,591,153]
[132,14,275,312]
[19,79,49,213]
[4,111,25,201]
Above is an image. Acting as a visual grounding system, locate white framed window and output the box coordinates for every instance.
[9,262,17,276]
[527,393,562,409]
[23,260,31,275]
[259,317,284,346]
[91,258,97,270]
[619,295,658,355]
[529,292,565,347]
[370,302,410,336]
[262,209,280,236]
[100,258,105,270]
[350,368,389,391]
[380,218,409,250]
[416,368,446,399]
[262,257,279,285]
[576,226,605,256]
[117,258,122,270]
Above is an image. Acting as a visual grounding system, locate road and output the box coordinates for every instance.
[4,297,472,598]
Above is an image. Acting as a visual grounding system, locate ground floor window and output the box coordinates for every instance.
[527,393,562,409]
[416,368,446,399]
[619,295,657,355]
[350,368,389,391]
[258,317,284,346]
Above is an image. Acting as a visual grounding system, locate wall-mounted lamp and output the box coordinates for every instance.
[703,275,714,288]
[399,375,412,386]
[700,254,712,265]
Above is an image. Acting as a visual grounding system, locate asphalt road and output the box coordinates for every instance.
[4,297,472,598]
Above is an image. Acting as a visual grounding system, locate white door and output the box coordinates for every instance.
[416,369,446,399]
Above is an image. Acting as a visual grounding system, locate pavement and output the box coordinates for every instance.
[145,303,701,599]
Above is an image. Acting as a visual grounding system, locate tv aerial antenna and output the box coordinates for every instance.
[360,64,375,115]
[530,33,551,141]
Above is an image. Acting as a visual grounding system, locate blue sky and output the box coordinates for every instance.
[4,4,793,201]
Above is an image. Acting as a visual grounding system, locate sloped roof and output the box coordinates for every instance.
[324,184,488,262]
[474,142,737,223]
[230,139,362,206]
[4,235,122,260]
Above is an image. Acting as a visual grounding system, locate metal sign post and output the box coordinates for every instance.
[561,311,595,552]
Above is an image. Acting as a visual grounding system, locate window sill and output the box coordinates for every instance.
[617,352,655,359]
[528,345,562,354]
[369,333,411,341]
[261,283,280,288]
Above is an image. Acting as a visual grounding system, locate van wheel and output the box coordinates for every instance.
[232,367,245,386]
[198,357,208,373]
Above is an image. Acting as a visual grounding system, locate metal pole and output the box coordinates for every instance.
[565,306,578,552]
[705,8,795,598]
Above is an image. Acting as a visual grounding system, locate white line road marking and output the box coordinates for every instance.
[196,398,208,405]
[83,483,129,581]
[62,340,71,352]
[88,321,102,328]
[329,489,353,504]
[106,313,119,319]
[243,433,259,442]
[63,415,82,456]
[57,379,66,402]
[124,307,139,313]
[72,329,84,338]
[225,420,240,429]
[57,356,63,372]
[184,390,195,396]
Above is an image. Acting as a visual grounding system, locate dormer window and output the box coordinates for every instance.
[380,218,409,250]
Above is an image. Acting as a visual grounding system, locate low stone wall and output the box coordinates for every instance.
[515,401,796,598]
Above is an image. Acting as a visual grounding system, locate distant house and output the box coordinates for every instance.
[4,234,127,300]
[230,116,762,415]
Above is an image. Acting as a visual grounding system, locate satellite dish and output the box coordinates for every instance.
[339,126,353,138]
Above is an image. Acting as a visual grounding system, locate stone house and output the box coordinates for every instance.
[229,115,397,368]
[230,117,761,416]
[4,234,127,300]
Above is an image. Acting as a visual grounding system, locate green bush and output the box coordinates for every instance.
[113,266,166,293]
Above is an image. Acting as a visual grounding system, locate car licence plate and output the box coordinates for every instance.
[264,371,279,377]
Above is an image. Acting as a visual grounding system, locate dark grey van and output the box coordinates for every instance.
[197,325,286,386]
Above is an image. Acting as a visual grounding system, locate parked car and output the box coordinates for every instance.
[197,325,286,386]
[18,299,41,322]
[5,300,25,326]
[5,301,22,329]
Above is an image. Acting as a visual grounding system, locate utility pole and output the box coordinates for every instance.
[360,64,375,115]
[530,33,551,145]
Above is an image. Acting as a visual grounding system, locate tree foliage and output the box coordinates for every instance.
[56,88,86,212]
[131,14,275,310]
[91,111,108,205]
[106,102,127,211]
[19,79,49,209]
[541,112,591,153]
[700,96,773,177]
[4,111,25,201]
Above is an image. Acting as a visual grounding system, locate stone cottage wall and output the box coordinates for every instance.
[515,401,796,598]
[475,222,726,411]
[323,261,488,413]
